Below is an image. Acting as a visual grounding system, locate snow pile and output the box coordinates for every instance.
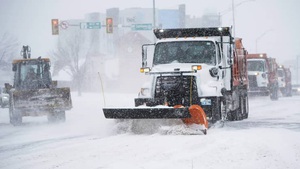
[111,119,207,135]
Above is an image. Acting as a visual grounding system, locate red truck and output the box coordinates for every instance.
[247,53,279,100]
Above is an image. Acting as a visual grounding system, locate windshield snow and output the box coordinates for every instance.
[153,41,216,65]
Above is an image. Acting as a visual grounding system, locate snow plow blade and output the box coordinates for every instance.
[103,107,191,119]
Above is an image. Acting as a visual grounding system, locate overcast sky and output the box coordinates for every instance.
[0,0,299,65]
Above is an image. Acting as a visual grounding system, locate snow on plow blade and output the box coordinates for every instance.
[103,107,191,119]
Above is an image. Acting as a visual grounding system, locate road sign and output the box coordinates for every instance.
[80,22,101,29]
[131,24,152,31]
[60,21,69,29]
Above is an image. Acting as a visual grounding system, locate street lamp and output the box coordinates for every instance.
[255,29,273,53]
[219,0,255,36]
[153,0,156,42]
[153,0,156,29]
[232,0,255,36]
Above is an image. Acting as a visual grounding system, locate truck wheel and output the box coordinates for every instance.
[9,95,22,126]
[0,99,3,108]
[270,87,279,101]
[48,111,66,123]
[228,95,243,121]
[242,95,249,119]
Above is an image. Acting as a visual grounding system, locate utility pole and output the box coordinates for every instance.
[153,0,156,42]
[255,29,273,53]
[297,55,300,84]
[232,0,236,37]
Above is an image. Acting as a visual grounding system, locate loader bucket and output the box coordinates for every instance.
[103,107,191,119]
[12,87,72,111]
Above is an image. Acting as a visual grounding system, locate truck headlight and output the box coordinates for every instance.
[139,88,150,97]
[140,67,150,73]
[192,65,202,71]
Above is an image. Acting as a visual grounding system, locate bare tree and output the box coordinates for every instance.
[0,32,19,70]
[51,30,97,96]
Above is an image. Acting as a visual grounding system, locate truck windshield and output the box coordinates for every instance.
[277,69,284,77]
[247,60,265,72]
[153,41,216,65]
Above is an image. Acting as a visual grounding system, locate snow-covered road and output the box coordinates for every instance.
[0,93,300,169]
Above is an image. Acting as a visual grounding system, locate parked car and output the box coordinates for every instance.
[0,87,9,108]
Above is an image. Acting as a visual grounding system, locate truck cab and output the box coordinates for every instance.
[136,27,249,122]
[247,53,279,100]
[247,58,269,95]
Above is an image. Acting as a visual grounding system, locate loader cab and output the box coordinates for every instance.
[12,58,52,90]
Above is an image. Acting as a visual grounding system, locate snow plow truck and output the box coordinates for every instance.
[103,27,249,134]
[5,46,72,126]
[277,65,292,96]
[246,53,279,100]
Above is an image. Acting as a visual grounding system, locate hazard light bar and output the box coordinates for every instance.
[153,27,231,39]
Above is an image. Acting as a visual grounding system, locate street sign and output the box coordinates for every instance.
[131,24,152,31]
[80,22,101,29]
[60,21,69,29]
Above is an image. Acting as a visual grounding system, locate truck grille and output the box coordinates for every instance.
[248,75,258,88]
[154,76,198,106]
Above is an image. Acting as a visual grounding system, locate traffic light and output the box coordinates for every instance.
[106,18,113,33]
[51,19,59,35]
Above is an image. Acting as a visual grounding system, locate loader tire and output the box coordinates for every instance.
[48,111,66,123]
[9,95,22,126]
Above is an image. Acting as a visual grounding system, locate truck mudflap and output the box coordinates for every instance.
[12,87,72,111]
[103,107,191,119]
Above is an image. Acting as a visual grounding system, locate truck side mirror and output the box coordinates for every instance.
[142,46,147,67]
[4,83,12,91]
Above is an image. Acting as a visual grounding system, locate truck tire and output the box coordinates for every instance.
[9,95,22,126]
[228,95,243,121]
[48,111,66,123]
[241,95,249,119]
[270,84,279,101]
